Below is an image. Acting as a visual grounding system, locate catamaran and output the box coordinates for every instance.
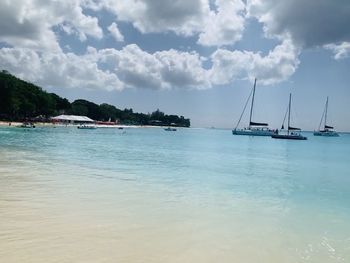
[271,93,307,140]
[232,78,275,136]
[314,97,339,137]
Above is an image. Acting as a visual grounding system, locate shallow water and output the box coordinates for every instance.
[0,126,349,262]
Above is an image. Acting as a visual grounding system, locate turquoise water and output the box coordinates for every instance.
[0,126,349,262]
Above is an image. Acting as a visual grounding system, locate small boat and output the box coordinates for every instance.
[232,78,275,136]
[271,93,307,140]
[272,133,307,140]
[77,125,97,129]
[164,127,177,131]
[19,122,35,128]
[314,97,339,137]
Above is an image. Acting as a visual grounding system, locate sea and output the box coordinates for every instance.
[0,126,349,263]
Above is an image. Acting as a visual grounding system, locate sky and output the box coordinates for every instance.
[0,0,350,130]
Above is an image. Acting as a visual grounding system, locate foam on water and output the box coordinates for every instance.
[0,127,349,262]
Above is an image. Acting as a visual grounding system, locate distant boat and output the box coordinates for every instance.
[77,125,97,129]
[18,122,35,128]
[164,127,177,131]
[232,78,275,136]
[314,97,339,137]
[271,93,307,140]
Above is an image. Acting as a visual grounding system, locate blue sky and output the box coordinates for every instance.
[0,0,349,130]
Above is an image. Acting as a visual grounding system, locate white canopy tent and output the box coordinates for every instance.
[51,115,94,124]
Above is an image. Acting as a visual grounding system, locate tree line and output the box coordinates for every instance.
[0,70,190,127]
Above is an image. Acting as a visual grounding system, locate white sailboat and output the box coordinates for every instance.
[232,78,275,136]
[271,93,307,140]
[314,97,339,137]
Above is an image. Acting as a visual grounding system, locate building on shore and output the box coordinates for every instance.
[51,115,94,124]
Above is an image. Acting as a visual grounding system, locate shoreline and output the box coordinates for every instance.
[0,121,186,129]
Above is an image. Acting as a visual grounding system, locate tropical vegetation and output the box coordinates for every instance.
[0,70,190,127]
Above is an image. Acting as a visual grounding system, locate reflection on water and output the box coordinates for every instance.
[0,127,350,262]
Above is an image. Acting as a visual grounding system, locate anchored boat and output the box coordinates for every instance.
[271,93,307,140]
[77,125,97,129]
[18,122,35,128]
[164,127,177,131]
[232,78,275,136]
[314,97,339,137]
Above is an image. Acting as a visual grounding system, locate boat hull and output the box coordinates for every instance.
[271,134,307,140]
[18,123,35,128]
[77,126,97,129]
[313,131,339,137]
[232,129,274,136]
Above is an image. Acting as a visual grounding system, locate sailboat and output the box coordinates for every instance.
[314,97,339,137]
[232,78,275,136]
[271,93,307,140]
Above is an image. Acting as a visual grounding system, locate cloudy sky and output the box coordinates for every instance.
[1,0,350,130]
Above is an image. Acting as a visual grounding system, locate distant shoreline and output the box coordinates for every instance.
[1,121,348,133]
[0,121,185,129]
[0,71,191,128]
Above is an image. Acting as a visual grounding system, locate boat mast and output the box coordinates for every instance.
[248,78,257,129]
[324,96,329,129]
[287,93,291,135]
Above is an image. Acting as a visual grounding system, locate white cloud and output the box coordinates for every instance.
[84,0,208,36]
[0,0,59,51]
[107,22,124,42]
[198,0,246,46]
[1,39,299,92]
[245,0,350,63]
[250,39,300,85]
[325,42,350,60]
[0,47,123,91]
[83,0,246,47]
[99,45,165,90]
[0,0,103,50]
[210,39,300,85]
[97,44,210,90]
[155,49,210,89]
[52,0,103,41]
[0,44,211,91]
[3,0,348,93]
[247,0,350,48]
